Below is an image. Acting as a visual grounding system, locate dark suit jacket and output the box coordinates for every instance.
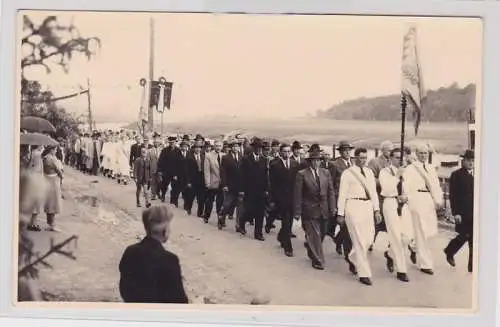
[240,153,269,198]
[186,152,206,187]
[157,146,181,177]
[133,157,152,184]
[329,157,353,197]
[130,143,145,167]
[449,167,474,233]
[270,158,298,212]
[293,167,336,221]
[220,152,243,193]
[119,237,188,303]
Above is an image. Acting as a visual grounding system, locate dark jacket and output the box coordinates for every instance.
[220,152,243,193]
[293,167,336,221]
[449,167,474,234]
[130,143,145,167]
[269,158,298,212]
[134,156,152,185]
[186,152,206,187]
[329,157,353,197]
[119,237,188,303]
[157,146,181,177]
[240,153,269,198]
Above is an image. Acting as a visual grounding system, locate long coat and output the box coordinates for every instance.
[119,236,188,303]
[204,151,222,189]
[449,167,474,235]
[186,152,206,187]
[269,158,298,213]
[240,154,269,199]
[329,157,353,197]
[293,167,336,221]
[220,152,243,193]
[157,146,181,177]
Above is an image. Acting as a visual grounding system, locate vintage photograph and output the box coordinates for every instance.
[16,11,481,309]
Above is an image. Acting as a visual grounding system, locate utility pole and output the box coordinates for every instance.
[147,17,155,133]
[87,78,93,133]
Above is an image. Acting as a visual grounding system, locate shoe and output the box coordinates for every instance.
[265,226,271,234]
[137,203,141,207]
[368,244,374,252]
[284,250,294,257]
[255,235,265,241]
[444,250,456,267]
[409,246,417,264]
[27,224,41,232]
[384,251,394,273]
[420,268,434,275]
[396,272,409,282]
[312,262,324,270]
[359,277,372,286]
[290,233,297,238]
[145,202,151,208]
[345,258,357,275]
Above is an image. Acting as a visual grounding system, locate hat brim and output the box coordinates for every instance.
[337,146,355,150]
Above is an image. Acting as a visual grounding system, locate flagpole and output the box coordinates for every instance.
[397,93,407,216]
[147,17,155,134]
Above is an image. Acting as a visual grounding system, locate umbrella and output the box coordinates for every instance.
[21,116,56,133]
[20,132,59,146]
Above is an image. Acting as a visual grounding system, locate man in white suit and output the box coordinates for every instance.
[337,147,381,286]
[203,140,225,227]
[403,143,444,275]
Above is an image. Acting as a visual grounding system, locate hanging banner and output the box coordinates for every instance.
[163,81,173,110]
[149,80,161,110]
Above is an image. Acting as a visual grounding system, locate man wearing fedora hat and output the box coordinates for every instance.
[157,135,181,203]
[329,140,355,257]
[444,149,474,273]
[294,144,336,270]
[291,141,307,170]
[240,137,269,241]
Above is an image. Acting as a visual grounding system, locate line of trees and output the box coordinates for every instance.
[317,83,476,122]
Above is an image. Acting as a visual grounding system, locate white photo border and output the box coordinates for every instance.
[1,1,499,327]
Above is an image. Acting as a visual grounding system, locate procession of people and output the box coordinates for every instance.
[46,128,475,287]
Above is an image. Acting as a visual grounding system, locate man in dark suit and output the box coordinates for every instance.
[294,144,336,270]
[240,138,269,241]
[291,141,307,170]
[130,135,144,169]
[133,147,152,208]
[328,141,355,256]
[219,140,244,230]
[444,149,474,273]
[270,143,299,257]
[157,136,181,204]
[185,143,206,217]
[119,204,188,303]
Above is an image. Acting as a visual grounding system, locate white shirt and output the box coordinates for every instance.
[379,165,407,197]
[337,165,379,216]
[403,161,443,205]
[281,158,290,169]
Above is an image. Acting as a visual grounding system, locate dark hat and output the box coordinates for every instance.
[230,139,242,146]
[204,140,212,147]
[306,146,322,160]
[179,140,190,147]
[168,136,177,141]
[337,140,354,150]
[308,143,321,153]
[195,134,204,141]
[460,149,474,159]
[250,137,263,148]
[182,134,190,141]
[291,141,302,150]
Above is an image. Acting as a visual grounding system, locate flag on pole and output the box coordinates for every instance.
[401,25,425,136]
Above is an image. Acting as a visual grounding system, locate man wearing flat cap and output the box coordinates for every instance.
[119,204,188,303]
[294,144,336,270]
[239,137,269,241]
[444,149,475,273]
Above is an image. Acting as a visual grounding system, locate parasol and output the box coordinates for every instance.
[21,116,56,133]
[20,132,59,146]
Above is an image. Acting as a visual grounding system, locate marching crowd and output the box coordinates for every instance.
[60,129,474,288]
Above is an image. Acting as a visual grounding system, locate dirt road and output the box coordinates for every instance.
[31,168,473,308]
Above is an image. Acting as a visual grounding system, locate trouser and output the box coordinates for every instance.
[409,194,438,270]
[265,197,279,229]
[204,187,224,218]
[302,219,327,266]
[220,191,241,218]
[277,206,293,251]
[150,173,159,199]
[159,174,175,202]
[345,200,375,278]
[243,196,266,237]
[383,198,411,274]
[184,185,206,216]
[136,181,150,204]
[445,222,473,268]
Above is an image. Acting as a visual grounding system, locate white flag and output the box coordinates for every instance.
[401,25,425,136]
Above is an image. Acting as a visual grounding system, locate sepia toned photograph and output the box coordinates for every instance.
[16,10,481,310]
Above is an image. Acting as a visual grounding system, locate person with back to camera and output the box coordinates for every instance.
[119,204,188,303]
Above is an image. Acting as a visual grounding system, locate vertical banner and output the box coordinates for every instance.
[164,82,173,110]
[149,80,161,111]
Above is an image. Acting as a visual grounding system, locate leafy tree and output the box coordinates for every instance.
[21,15,100,138]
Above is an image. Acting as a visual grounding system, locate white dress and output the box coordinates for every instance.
[115,141,130,177]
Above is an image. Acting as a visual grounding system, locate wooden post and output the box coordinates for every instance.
[86,78,93,133]
[332,144,336,159]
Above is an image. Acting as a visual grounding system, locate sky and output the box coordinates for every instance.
[20,11,482,123]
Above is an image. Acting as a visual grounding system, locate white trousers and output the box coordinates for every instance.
[383,198,414,273]
[408,192,438,270]
[345,200,375,278]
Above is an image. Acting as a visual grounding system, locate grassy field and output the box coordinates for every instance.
[154,117,469,154]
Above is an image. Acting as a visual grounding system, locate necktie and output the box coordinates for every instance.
[286,160,289,169]
[360,167,366,177]
[196,155,201,171]
[314,169,320,188]
[217,153,221,166]
[347,160,351,168]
